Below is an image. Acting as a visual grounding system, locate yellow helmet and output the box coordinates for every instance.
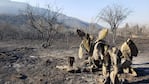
[95,28,108,42]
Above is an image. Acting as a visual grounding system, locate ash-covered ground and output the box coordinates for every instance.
[0,37,149,84]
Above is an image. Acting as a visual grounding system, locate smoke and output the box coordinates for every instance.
[1,0,10,2]
[2,0,10,1]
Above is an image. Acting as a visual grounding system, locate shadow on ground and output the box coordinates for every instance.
[127,67,149,84]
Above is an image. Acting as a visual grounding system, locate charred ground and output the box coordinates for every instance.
[0,35,149,84]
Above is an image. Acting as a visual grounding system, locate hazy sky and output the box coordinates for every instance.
[11,0,149,26]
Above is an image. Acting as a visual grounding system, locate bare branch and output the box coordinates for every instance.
[96,4,131,44]
[23,3,62,47]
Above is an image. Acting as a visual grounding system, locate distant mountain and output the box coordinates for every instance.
[0,0,102,29]
[58,14,102,29]
[0,0,28,15]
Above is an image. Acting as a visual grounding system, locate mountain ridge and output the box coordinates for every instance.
[0,0,102,29]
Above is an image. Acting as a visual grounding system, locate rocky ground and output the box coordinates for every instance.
[0,37,149,84]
